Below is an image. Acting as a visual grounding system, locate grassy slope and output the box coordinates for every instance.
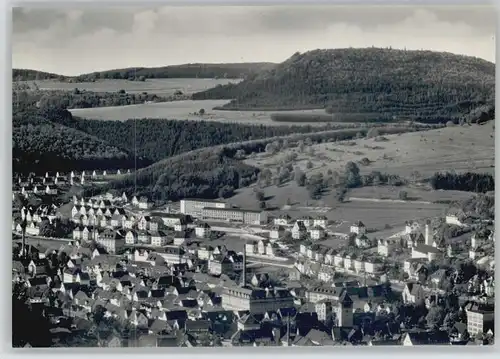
[244,122,495,180]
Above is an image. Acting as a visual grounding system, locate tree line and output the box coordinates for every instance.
[13,89,174,110]
[430,172,494,193]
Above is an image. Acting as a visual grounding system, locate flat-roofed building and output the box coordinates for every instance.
[465,301,495,335]
[201,207,268,225]
[180,198,228,217]
[221,286,294,313]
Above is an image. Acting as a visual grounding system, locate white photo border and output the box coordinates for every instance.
[2,0,499,357]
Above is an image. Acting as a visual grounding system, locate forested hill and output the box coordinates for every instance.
[13,69,68,81]
[12,118,142,174]
[12,62,276,82]
[65,117,326,163]
[192,48,495,123]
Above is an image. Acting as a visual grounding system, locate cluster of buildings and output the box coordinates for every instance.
[12,170,130,199]
[11,185,496,347]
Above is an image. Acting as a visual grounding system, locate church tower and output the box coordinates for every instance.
[336,291,354,327]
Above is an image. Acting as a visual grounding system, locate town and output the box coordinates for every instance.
[12,169,495,347]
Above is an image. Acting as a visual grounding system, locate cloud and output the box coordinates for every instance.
[12,5,496,75]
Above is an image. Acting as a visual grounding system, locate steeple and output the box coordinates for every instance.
[20,216,27,259]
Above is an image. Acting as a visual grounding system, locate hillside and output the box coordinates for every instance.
[12,62,276,82]
[192,48,495,123]
[13,69,67,81]
[97,147,259,202]
[68,117,327,162]
[12,107,151,174]
[93,125,420,201]
[13,122,139,174]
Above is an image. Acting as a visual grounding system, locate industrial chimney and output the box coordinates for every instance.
[241,242,247,288]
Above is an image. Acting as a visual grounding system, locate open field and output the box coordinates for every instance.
[69,100,349,126]
[347,186,477,203]
[19,78,241,96]
[244,122,495,178]
[230,182,449,235]
[229,124,493,238]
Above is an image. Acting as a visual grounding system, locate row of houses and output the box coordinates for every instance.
[14,184,59,197]
[297,244,385,276]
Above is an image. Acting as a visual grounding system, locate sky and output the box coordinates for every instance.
[12,5,497,76]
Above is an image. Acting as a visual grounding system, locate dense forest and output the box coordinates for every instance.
[13,62,276,82]
[69,118,330,162]
[192,48,495,124]
[430,172,495,193]
[12,122,141,174]
[91,147,259,202]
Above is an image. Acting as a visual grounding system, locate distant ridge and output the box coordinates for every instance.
[12,62,277,82]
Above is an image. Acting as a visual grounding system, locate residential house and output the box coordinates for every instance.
[26,222,40,236]
[257,240,270,256]
[197,245,214,261]
[208,255,233,276]
[150,231,169,247]
[350,221,366,235]
[137,230,151,245]
[266,242,279,257]
[412,244,443,262]
[402,331,450,346]
[313,216,328,229]
[125,230,138,245]
[138,197,153,210]
[97,229,125,254]
[138,216,152,231]
[314,300,334,321]
[402,282,425,305]
[465,302,495,335]
[274,214,292,227]
[195,223,211,238]
[363,258,383,275]
[298,216,313,228]
[122,215,136,229]
[45,185,58,195]
[173,231,190,246]
[245,242,257,255]
[309,226,326,241]
[134,249,150,262]
[378,238,399,257]
[269,225,286,240]
[110,215,122,228]
[292,221,307,240]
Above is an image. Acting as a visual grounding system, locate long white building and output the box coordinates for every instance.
[201,207,268,225]
[180,198,228,217]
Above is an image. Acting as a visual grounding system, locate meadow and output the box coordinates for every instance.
[69,100,344,126]
[228,122,493,237]
[20,78,241,96]
[244,122,495,178]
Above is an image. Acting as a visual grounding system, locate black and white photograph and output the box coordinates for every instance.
[11,3,495,348]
